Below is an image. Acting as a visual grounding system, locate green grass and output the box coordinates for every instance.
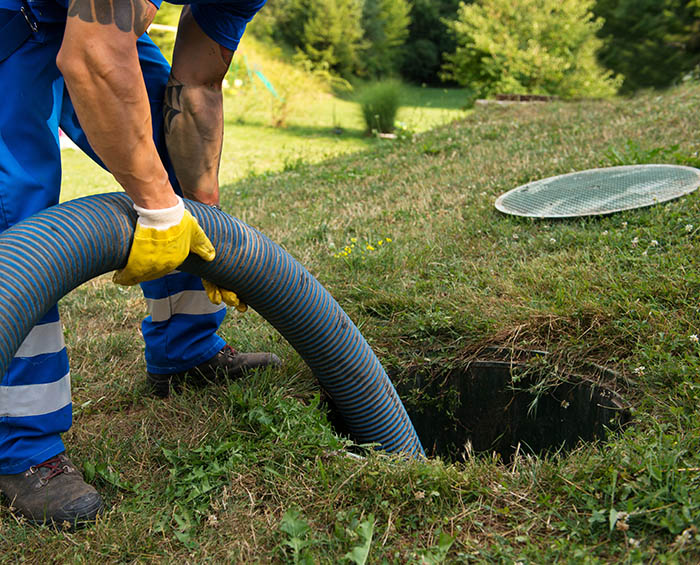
[7,64,700,561]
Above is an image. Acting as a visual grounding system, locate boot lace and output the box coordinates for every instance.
[220,344,239,358]
[32,455,69,484]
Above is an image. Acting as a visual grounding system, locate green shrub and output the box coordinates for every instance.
[357,80,402,133]
[442,0,623,99]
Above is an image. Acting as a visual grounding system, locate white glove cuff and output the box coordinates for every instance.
[134,196,185,230]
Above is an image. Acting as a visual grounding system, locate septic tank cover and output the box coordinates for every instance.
[495,164,700,218]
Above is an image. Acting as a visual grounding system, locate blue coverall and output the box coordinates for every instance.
[0,0,265,474]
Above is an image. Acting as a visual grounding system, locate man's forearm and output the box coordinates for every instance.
[57,0,178,210]
[163,77,224,205]
[164,6,233,205]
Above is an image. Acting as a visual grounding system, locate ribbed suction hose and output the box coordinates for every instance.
[0,193,424,457]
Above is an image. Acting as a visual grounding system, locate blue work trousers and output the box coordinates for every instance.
[0,18,225,474]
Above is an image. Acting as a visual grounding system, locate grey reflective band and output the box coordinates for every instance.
[14,321,65,358]
[146,290,226,322]
[0,373,71,418]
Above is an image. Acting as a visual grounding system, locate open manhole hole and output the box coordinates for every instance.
[327,353,631,462]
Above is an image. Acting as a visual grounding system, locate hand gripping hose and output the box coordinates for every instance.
[0,193,424,457]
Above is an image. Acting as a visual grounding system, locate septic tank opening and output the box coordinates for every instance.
[326,352,631,462]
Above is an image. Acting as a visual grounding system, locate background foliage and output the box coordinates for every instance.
[441,0,622,98]
[594,0,700,93]
[250,0,700,96]
[250,0,411,79]
[356,79,403,133]
[360,0,412,78]
[400,0,461,85]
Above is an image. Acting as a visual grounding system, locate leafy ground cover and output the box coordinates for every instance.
[2,79,699,561]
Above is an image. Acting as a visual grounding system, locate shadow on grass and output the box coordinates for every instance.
[334,84,472,111]
[399,87,473,111]
[226,117,369,141]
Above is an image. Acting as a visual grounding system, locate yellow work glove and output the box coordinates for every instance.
[114,196,215,286]
[202,280,248,312]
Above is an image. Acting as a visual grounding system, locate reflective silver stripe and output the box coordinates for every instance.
[146,290,226,322]
[0,373,71,418]
[14,322,65,358]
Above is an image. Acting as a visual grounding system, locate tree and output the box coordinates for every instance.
[301,0,366,78]
[442,0,622,98]
[250,0,365,78]
[361,0,412,78]
[594,0,700,92]
[401,0,461,84]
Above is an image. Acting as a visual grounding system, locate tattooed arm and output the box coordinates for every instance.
[56,0,178,209]
[163,7,233,205]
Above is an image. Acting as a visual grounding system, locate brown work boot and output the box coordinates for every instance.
[147,344,282,397]
[0,453,104,528]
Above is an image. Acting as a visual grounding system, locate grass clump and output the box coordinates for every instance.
[357,79,403,134]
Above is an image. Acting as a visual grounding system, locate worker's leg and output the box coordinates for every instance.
[137,34,230,373]
[0,15,102,527]
[0,19,71,475]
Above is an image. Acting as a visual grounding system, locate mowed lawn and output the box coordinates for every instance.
[3,75,699,561]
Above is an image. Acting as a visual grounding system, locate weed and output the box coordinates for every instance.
[278,509,314,564]
[342,514,375,565]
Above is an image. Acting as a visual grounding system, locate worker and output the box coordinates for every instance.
[0,0,279,527]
